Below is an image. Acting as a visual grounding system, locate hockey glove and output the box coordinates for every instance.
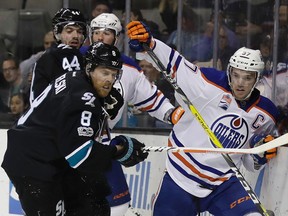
[104,88,124,120]
[250,134,277,169]
[111,135,148,167]
[126,21,153,52]
[164,106,185,125]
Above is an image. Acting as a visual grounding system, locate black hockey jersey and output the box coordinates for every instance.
[30,44,84,102]
[2,71,116,181]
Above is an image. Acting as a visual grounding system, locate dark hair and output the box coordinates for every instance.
[2,52,20,69]
[10,92,28,105]
[91,0,113,13]
[130,8,144,21]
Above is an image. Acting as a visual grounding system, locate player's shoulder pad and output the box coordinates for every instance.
[200,67,230,91]
[256,95,279,121]
[121,54,142,71]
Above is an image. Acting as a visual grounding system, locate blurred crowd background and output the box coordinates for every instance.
[0,0,288,133]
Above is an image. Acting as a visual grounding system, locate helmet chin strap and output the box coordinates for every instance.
[232,80,258,101]
[232,89,252,101]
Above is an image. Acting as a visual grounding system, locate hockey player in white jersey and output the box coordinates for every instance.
[78,13,184,215]
[126,21,279,216]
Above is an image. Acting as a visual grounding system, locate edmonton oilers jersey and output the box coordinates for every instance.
[144,39,279,198]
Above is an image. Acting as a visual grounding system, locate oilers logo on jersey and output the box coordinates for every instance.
[211,114,249,149]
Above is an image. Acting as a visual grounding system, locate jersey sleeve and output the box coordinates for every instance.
[108,55,174,128]
[30,52,55,101]
[30,45,84,102]
[135,39,208,113]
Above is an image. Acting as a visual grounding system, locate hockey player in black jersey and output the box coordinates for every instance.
[1,42,148,216]
[30,8,87,102]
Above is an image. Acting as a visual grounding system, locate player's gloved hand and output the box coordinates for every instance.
[126,21,153,52]
[104,88,123,120]
[111,135,148,167]
[250,134,277,169]
[165,106,185,125]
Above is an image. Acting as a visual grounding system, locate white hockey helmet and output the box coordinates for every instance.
[227,47,265,100]
[90,13,122,36]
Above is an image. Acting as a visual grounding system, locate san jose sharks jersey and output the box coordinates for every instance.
[2,71,116,181]
[140,39,279,198]
[30,43,84,102]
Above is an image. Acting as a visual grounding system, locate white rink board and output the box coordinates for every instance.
[0,129,288,216]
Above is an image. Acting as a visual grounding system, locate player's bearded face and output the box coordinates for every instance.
[90,66,118,98]
[92,28,116,45]
[230,68,257,100]
[60,26,85,48]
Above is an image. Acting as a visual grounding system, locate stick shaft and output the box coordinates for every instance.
[143,133,288,154]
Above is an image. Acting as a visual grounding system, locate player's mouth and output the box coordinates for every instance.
[103,85,111,91]
[70,41,79,47]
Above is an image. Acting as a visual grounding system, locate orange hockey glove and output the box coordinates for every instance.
[250,134,277,169]
[169,106,185,125]
[164,106,185,125]
[126,21,153,52]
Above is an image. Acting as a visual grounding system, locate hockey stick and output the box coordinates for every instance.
[141,43,273,216]
[143,133,288,154]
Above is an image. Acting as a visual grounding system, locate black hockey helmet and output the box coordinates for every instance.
[52,8,88,43]
[85,41,123,74]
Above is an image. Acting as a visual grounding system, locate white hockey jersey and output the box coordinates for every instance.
[139,39,279,198]
[108,54,174,129]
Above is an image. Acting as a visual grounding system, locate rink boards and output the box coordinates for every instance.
[0,129,288,216]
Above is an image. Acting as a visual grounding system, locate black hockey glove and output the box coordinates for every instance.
[104,87,123,120]
[111,135,149,167]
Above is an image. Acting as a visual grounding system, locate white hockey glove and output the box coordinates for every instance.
[249,134,277,170]
[111,135,148,167]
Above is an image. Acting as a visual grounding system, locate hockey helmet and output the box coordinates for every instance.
[52,8,88,43]
[227,47,264,100]
[90,13,122,36]
[85,41,122,74]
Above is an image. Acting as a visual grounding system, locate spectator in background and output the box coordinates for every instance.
[166,5,203,61]
[9,92,28,119]
[19,30,56,102]
[190,24,236,71]
[218,26,237,71]
[2,53,23,107]
[0,62,10,106]
[158,0,177,35]
[91,0,112,20]
[258,34,272,76]
[0,96,9,113]
[122,8,161,39]
[222,0,274,47]
[20,31,55,79]
[276,3,288,62]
